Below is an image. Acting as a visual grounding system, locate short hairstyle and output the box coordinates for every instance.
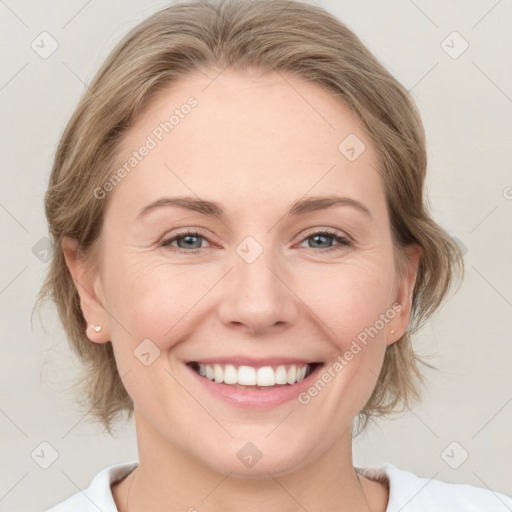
[35,0,464,435]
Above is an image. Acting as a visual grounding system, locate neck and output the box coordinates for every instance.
[115,411,382,512]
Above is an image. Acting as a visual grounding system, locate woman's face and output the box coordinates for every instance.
[72,69,418,477]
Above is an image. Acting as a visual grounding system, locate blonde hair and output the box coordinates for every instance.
[36,0,464,435]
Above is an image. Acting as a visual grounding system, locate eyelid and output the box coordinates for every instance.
[299,226,353,244]
[159,229,216,250]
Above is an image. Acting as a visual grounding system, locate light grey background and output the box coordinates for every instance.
[0,0,511,510]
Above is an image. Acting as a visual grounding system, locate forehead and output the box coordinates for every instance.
[110,69,385,219]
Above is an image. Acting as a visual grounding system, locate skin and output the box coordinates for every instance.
[63,68,420,512]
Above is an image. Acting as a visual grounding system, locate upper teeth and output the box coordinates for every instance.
[198,363,309,386]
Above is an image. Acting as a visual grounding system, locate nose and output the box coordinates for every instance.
[216,240,300,335]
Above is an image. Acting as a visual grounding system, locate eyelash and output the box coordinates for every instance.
[159,229,353,254]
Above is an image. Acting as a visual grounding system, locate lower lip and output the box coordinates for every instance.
[186,363,323,410]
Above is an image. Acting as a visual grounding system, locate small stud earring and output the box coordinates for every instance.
[390,329,396,335]
[91,324,102,333]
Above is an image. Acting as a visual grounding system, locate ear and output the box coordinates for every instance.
[386,243,422,346]
[61,236,110,344]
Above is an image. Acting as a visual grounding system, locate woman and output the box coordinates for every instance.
[39,0,512,510]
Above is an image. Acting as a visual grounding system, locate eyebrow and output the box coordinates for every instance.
[136,195,372,220]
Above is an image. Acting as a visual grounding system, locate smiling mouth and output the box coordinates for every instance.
[187,361,323,389]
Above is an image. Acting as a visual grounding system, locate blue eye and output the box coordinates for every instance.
[299,230,352,252]
[160,229,352,254]
[160,230,208,253]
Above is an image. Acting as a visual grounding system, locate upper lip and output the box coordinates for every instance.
[185,356,322,367]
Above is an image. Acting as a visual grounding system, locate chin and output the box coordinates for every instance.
[207,452,306,480]
[193,434,314,480]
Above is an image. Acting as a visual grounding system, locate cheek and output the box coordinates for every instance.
[304,259,396,347]
[294,265,395,418]
[103,253,215,350]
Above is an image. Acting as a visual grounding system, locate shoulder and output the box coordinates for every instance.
[45,460,139,512]
[357,463,512,512]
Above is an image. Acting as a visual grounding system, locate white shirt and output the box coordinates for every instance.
[46,460,512,511]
